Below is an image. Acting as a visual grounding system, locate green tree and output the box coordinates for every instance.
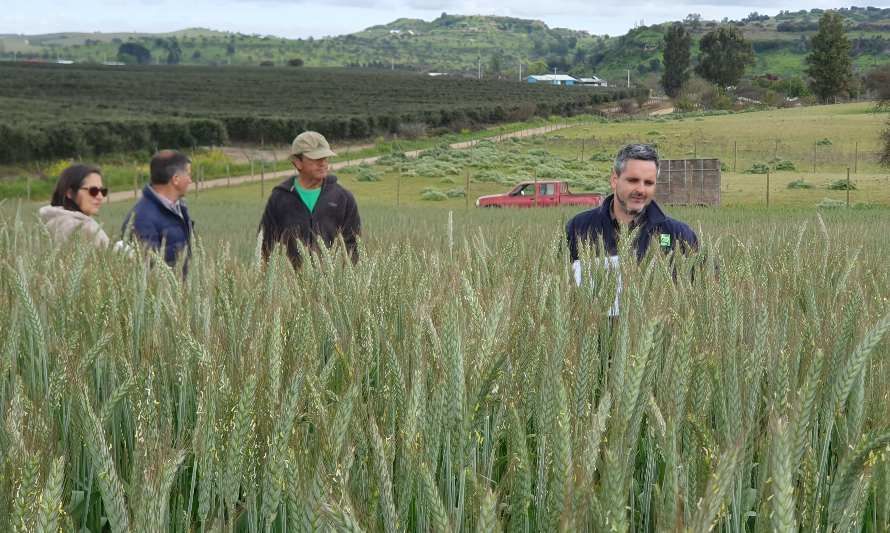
[165,39,182,65]
[695,26,754,89]
[488,54,502,78]
[871,66,890,167]
[527,59,548,75]
[661,23,692,98]
[806,12,853,103]
[117,42,151,65]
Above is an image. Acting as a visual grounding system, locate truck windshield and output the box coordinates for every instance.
[511,184,535,196]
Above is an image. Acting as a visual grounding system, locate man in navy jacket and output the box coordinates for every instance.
[566,143,698,264]
[122,150,195,271]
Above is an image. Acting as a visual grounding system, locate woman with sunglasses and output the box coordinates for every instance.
[38,164,111,247]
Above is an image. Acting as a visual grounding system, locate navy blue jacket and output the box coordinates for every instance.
[122,185,194,268]
[566,194,698,262]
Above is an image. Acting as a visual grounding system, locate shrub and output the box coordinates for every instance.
[356,167,382,182]
[827,179,856,190]
[772,160,796,171]
[589,151,612,162]
[816,138,833,146]
[445,187,466,198]
[376,152,408,166]
[397,122,428,140]
[816,197,846,208]
[745,162,770,174]
[787,179,813,189]
[421,189,448,201]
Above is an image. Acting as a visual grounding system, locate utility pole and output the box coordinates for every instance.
[518,61,522,81]
[626,69,630,88]
[478,57,482,79]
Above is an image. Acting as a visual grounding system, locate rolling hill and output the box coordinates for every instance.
[1,7,888,84]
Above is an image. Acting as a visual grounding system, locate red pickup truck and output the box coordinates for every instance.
[475,180,604,208]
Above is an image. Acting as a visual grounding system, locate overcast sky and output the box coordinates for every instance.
[2,1,887,39]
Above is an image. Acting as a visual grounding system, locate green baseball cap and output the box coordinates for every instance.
[290,131,337,159]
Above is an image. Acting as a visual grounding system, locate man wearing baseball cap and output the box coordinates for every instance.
[259,131,361,267]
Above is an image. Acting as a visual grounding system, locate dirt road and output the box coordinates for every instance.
[106,122,583,204]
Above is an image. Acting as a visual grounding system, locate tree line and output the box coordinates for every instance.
[661,12,859,102]
[660,11,889,166]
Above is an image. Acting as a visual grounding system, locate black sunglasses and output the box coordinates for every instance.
[80,186,109,197]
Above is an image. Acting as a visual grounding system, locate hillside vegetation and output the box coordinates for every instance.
[1,8,888,83]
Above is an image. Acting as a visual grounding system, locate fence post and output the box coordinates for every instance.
[260,161,265,199]
[854,142,858,174]
[774,138,779,161]
[396,173,401,208]
[26,175,31,202]
[226,164,231,187]
[846,167,851,207]
[812,143,817,173]
[133,173,138,198]
[465,169,470,210]
[733,140,737,172]
[581,138,585,161]
[766,169,770,208]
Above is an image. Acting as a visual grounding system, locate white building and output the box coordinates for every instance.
[577,76,609,87]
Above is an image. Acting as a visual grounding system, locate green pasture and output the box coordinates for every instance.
[153,102,890,210]
[4,102,888,210]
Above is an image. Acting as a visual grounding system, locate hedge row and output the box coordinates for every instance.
[0,89,643,163]
[0,119,227,164]
[223,90,643,144]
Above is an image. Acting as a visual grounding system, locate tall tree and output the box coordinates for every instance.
[870,66,890,167]
[661,23,692,98]
[695,26,754,89]
[117,43,151,65]
[165,39,182,65]
[806,12,853,103]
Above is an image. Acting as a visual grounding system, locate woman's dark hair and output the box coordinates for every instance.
[50,164,102,212]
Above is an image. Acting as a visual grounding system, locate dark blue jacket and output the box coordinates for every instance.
[566,194,698,262]
[122,186,194,268]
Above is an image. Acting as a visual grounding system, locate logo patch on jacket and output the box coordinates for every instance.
[328,202,338,207]
[659,233,671,247]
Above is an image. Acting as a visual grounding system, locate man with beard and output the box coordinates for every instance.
[565,143,698,315]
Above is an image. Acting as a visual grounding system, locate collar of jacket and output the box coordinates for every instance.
[274,174,339,196]
[142,185,188,218]
[600,193,668,228]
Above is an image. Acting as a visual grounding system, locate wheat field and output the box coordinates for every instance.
[1,204,889,532]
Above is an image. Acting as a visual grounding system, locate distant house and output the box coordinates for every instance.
[578,76,608,87]
[527,74,576,86]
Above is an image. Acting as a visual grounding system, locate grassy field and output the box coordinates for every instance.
[139,101,888,211]
[3,101,887,221]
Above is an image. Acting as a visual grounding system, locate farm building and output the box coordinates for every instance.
[656,158,721,206]
[527,74,576,86]
[577,76,608,87]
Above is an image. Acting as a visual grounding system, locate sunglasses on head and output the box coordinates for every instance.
[80,186,109,197]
